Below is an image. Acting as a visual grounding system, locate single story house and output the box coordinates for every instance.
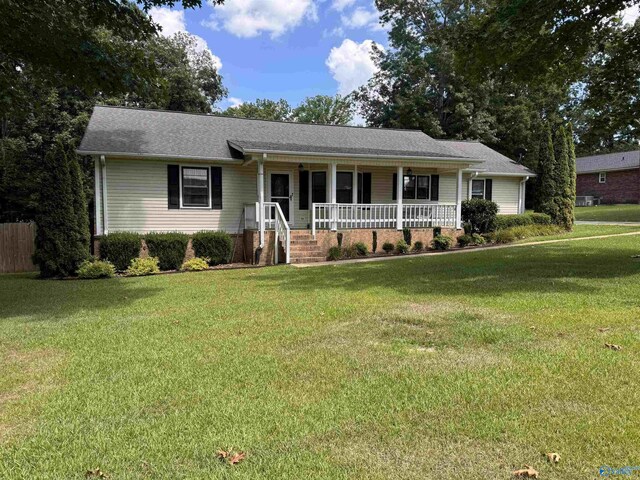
[78,106,534,264]
[576,150,640,205]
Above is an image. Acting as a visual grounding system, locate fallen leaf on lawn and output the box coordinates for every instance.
[217,450,229,459]
[425,330,435,335]
[512,465,539,478]
[598,327,611,333]
[605,343,623,351]
[85,468,109,479]
[229,452,246,465]
[546,452,561,463]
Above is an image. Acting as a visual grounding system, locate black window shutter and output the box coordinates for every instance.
[485,179,493,200]
[168,164,180,209]
[211,166,222,209]
[299,170,309,210]
[392,173,397,200]
[363,172,372,204]
[430,175,439,201]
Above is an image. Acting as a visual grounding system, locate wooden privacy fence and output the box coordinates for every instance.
[0,223,37,273]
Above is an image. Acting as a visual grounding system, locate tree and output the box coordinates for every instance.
[33,138,88,277]
[292,95,354,125]
[535,124,559,221]
[565,124,578,227]
[553,126,573,229]
[68,143,91,257]
[221,99,292,121]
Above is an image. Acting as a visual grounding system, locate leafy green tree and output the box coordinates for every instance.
[565,124,577,227]
[68,143,91,256]
[535,124,559,221]
[221,99,292,121]
[553,126,573,229]
[292,95,354,125]
[33,138,88,277]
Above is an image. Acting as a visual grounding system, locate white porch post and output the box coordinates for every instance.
[352,164,358,204]
[396,166,403,230]
[94,156,103,236]
[100,155,108,235]
[258,155,265,247]
[330,161,337,231]
[456,168,463,229]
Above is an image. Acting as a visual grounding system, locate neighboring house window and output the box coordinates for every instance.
[182,167,210,207]
[599,172,607,183]
[336,172,353,204]
[471,178,493,200]
[403,175,430,200]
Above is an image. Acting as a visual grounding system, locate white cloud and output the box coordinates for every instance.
[331,0,356,12]
[149,6,222,70]
[325,39,380,95]
[228,97,244,108]
[619,5,639,24]
[204,0,318,39]
[339,4,384,32]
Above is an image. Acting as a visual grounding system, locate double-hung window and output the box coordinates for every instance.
[599,172,607,183]
[471,179,486,199]
[336,172,353,204]
[403,175,430,200]
[182,167,210,208]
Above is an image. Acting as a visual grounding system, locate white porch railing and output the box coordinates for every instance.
[312,202,457,237]
[243,202,290,264]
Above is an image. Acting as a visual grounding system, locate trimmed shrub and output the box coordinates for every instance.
[494,229,516,244]
[463,222,473,235]
[412,241,424,252]
[354,242,368,256]
[472,233,486,245]
[431,235,454,251]
[461,198,498,234]
[402,227,412,246]
[433,226,442,237]
[337,232,343,248]
[126,257,160,276]
[382,242,394,253]
[495,212,552,230]
[100,232,141,271]
[191,231,234,266]
[145,232,189,271]
[457,234,475,247]
[372,231,377,253]
[77,259,116,279]
[341,244,359,259]
[181,257,210,272]
[396,239,409,254]
[327,246,341,261]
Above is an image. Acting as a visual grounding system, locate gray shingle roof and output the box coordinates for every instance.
[576,150,640,174]
[440,140,534,176]
[78,106,472,161]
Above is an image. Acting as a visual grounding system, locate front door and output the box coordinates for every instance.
[269,172,292,224]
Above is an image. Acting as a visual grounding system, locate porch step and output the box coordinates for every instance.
[290,244,324,253]
[287,231,326,263]
[291,255,326,264]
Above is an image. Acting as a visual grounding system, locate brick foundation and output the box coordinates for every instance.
[576,169,640,204]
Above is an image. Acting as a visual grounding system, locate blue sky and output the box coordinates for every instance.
[148,0,390,111]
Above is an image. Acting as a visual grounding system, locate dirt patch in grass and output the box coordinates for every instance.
[0,346,65,443]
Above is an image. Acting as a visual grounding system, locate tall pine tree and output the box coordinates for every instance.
[67,144,90,259]
[553,126,573,230]
[566,124,577,227]
[535,124,559,221]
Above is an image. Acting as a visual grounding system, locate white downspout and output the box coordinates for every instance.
[258,154,266,248]
[519,176,529,214]
[396,166,403,230]
[94,156,102,236]
[100,155,108,235]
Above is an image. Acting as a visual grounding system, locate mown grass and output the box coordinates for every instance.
[1,234,640,479]
[574,204,640,222]
[512,224,640,243]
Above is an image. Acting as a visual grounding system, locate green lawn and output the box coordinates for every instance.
[574,204,640,222]
[2,234,640,479]
[513,224,640,243]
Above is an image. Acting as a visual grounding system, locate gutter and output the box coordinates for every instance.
[76,150,243,164]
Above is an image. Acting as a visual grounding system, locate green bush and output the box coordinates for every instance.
[402,227,412,246]
[342,244,359,259]
[144,232,189,271]
[433,226,442,237]
[472,233,486,245]
[461,198,498,233]
[431,235,454,251]
[337,232,343,248]
[382,242,394,253]
[354,242,368,256]
[100,232,141,271]
[495,212,552,230]
[412,241,424,252]
[191,231,234,266]
[180,257,210,272]
[125,257,160,276]
[463,222,473,234]
[457,234,475,247]
[396,239,409,254]
[494,229,516,244]
[327,246,341,261]
[77,259,116,279]
[372,231,377,253]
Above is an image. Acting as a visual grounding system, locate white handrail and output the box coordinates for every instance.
[312,202,457,233]
[265,201,290,264]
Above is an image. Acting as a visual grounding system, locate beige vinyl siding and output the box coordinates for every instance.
[463,175,522,214]
[105,158,257,234]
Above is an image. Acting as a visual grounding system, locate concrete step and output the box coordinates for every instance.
[289,239,318,245]
[291,256,327,264]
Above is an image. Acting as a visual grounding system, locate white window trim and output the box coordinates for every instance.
[402,174,431,200]
[471,178,486,199]
[179,165,211,209]
[599,172,607,183]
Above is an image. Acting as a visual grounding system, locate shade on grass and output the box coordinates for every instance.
[1,233,640,479]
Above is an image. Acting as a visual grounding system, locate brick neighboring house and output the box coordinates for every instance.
[576,150,640,204]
